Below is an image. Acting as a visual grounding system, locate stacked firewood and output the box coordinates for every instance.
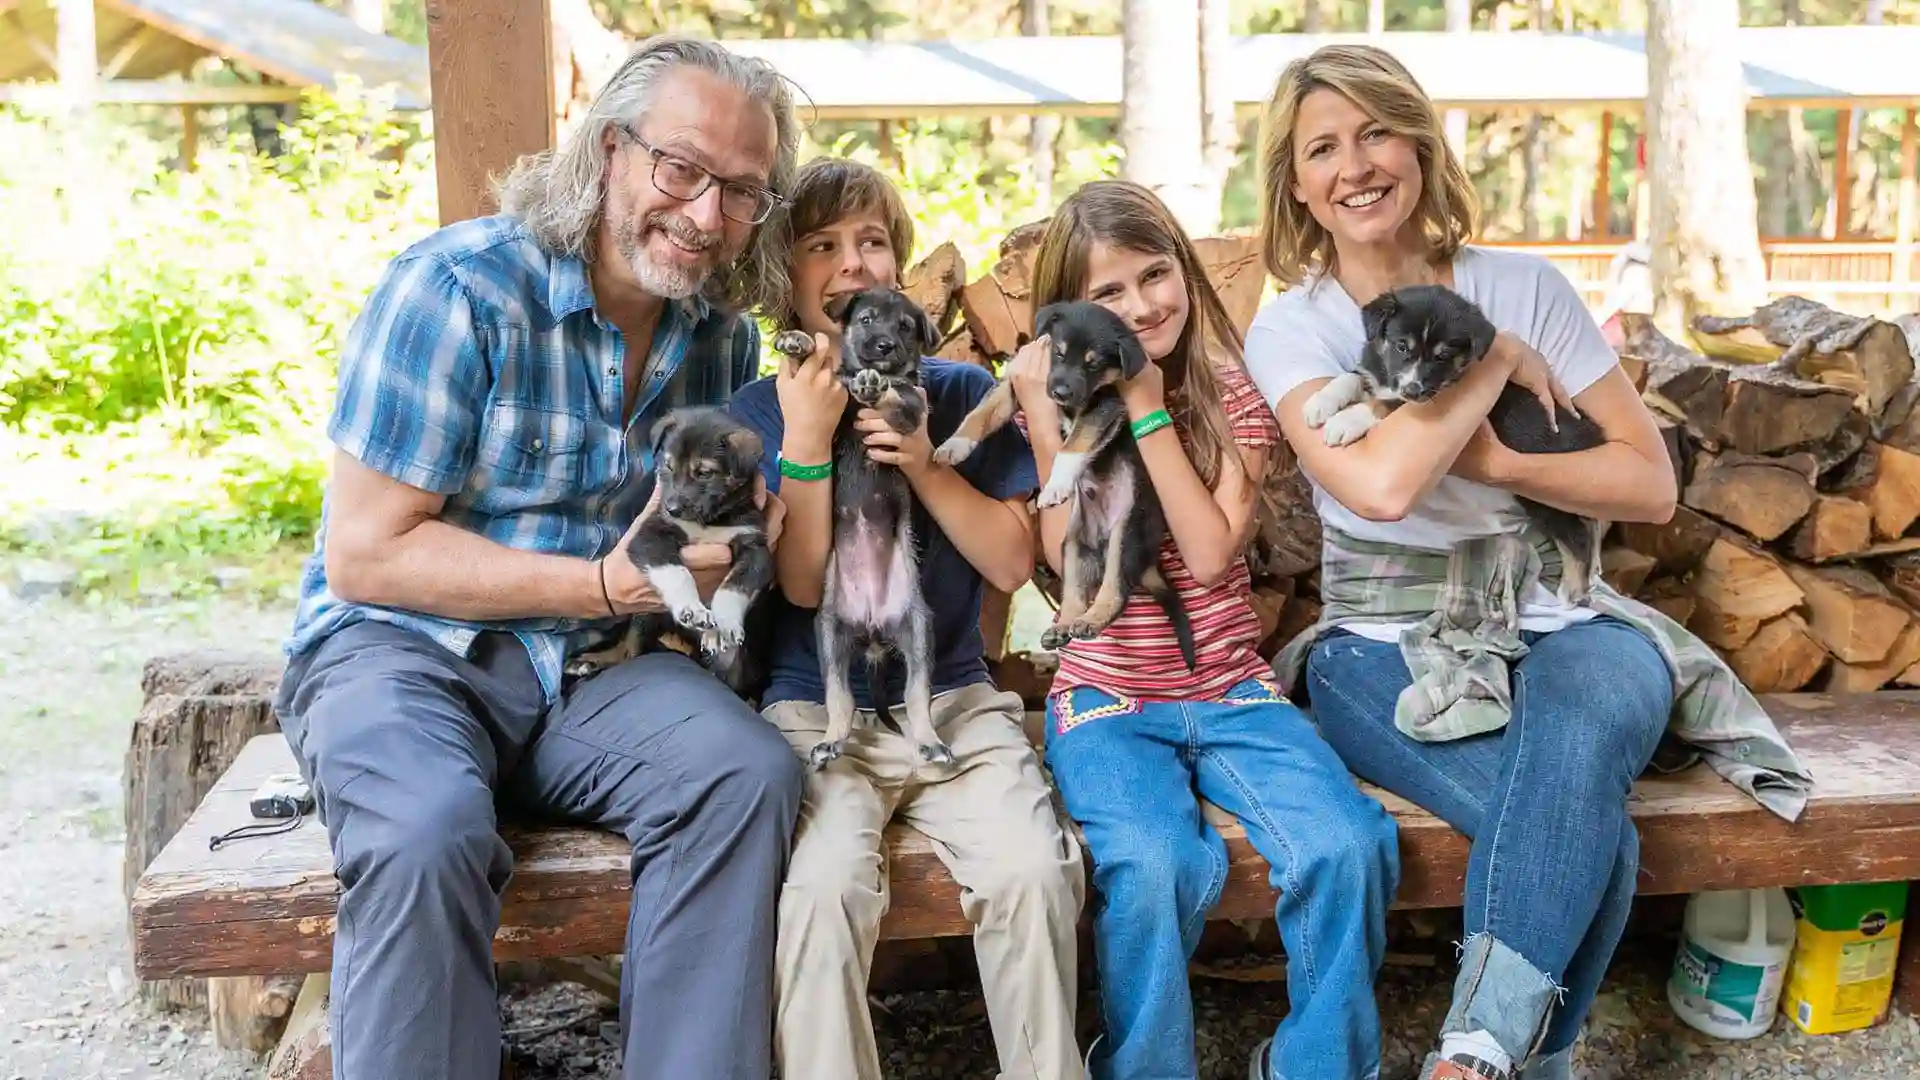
[1607,302,1920,693]
[912,222,1920,701]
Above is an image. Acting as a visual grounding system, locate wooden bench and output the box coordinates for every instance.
[131,690,1920,983]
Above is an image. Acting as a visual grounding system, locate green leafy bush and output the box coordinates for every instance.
[0,87,435,584]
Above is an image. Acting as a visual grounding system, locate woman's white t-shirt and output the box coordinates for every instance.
[1242,245,1621,640]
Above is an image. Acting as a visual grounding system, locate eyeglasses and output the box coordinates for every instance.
[617,124,784,226]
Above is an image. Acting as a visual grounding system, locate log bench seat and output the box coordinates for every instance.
[130,690,1920,982]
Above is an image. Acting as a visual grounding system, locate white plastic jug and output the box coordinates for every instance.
[1667,887,1797,1039]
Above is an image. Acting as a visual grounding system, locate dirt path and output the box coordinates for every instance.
[0,579,287,1080]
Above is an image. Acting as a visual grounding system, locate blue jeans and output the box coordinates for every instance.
[1304,615,1671,1067]
[1043,676,1400,1080]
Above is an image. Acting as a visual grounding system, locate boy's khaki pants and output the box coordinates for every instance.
[766,682,1087,1080]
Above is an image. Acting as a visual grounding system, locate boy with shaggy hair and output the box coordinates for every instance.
[726,157,1087,1080]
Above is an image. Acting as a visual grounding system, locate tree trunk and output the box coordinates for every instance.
[1023,0,1059,206]
[1198,0,1235,231]
[1646,0,1769,326]
[1519,0,1551,239]
[1367,0,1385,33]
[1121,0,1213,233]
[1444,0,1471,153]
[550,0,626,123]
[1302,0,1323,32]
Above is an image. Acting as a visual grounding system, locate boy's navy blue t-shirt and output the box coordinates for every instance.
[725,358,1038,711]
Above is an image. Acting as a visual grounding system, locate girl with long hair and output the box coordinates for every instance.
[1010,179,1401,1080]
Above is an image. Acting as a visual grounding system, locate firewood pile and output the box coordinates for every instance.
[1606,302,1920,693]
[915,222,1920,702]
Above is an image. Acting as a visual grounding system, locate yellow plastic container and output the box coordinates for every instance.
[1782,881,1908,1035]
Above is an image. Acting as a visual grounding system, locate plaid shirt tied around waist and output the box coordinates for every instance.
[1271,525,1816,823]
[283,215,762,704]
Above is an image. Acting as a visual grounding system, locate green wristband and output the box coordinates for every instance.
[778,454,832,481]
[1130,408,1173,440]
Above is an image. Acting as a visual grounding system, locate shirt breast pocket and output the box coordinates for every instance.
[475,404,589,510]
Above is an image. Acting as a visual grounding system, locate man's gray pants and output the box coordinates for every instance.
[273,621,805,1080]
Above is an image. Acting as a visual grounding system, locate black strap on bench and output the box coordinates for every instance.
[208,799,310,851]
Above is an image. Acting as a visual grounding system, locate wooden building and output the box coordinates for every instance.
[0,0,427,162]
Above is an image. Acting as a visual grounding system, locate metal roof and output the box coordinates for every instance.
[0,0,428,109]
[3,19,1913,119]
[723,26,1920,120]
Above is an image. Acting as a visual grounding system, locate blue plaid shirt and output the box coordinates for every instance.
[284,215,761,703]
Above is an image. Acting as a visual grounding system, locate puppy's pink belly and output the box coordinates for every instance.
[1078,458,1136,540]
[834,532,915,627]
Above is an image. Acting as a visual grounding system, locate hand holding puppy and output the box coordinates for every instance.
[777,331,849,455]
[595,478,783,614]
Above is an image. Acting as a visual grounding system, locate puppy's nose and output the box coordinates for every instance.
[873,337,897,355]
[663,499,685,516]
[1048,385,1072,405]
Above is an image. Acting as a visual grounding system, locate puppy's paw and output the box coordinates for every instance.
[1303,373,1361,429]
[807,740,846,770]
[1320,404,1379,447]
[772,330,815,359]
[1068,620,1107,641]
[918,740,956,767]
[671,601,715,632]
[1044,618,1107,644]
[1302,390,1342,430]
[698,629,738,664]
[931,436,977,466]
[850,368,887,406]
[1035,476,1075,509]
[706,589,750,649]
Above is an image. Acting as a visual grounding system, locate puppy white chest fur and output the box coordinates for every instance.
[833,530,917,628]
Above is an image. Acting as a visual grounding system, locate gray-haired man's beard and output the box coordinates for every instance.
[616,210,723,300]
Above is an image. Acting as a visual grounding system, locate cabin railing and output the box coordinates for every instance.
[1486,239,1920,315]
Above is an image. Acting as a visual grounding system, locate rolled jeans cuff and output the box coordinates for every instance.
[1441,933,1565,1067]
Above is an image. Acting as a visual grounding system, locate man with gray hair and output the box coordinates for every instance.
[273,35,804,1080]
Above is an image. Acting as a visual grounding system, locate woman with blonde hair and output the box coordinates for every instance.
[1242,44,1812,1080]
[1004,178,1401,1080]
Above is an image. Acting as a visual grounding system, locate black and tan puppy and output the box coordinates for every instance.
[616,405,777,694]
[933,300,1195,668]
[1301,283,1608,602]
[771,287,951,770]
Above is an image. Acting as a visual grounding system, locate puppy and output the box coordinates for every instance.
[614,405,777,695]
[1301,283,1608,603]
[770,287,951,770]
[933,300,1196,669]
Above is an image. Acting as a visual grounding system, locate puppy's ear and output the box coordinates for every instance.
[912,303,940,356]
[725,425,764,467]
[1115,327,1150,380]
[1360,290,1399,344]
[823,291,860,326]
[648,410,686,466]
[1032,302,1066,342]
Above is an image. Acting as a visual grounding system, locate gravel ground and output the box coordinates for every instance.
[2,559,1914,1079]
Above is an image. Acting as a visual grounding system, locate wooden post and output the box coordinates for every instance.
[56,0,97,111]
[180,105,199,172]
[1896,107,1916,286]
[1594,110,1614,241]
[1831,107,1854,241]
[424,0,557,226]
